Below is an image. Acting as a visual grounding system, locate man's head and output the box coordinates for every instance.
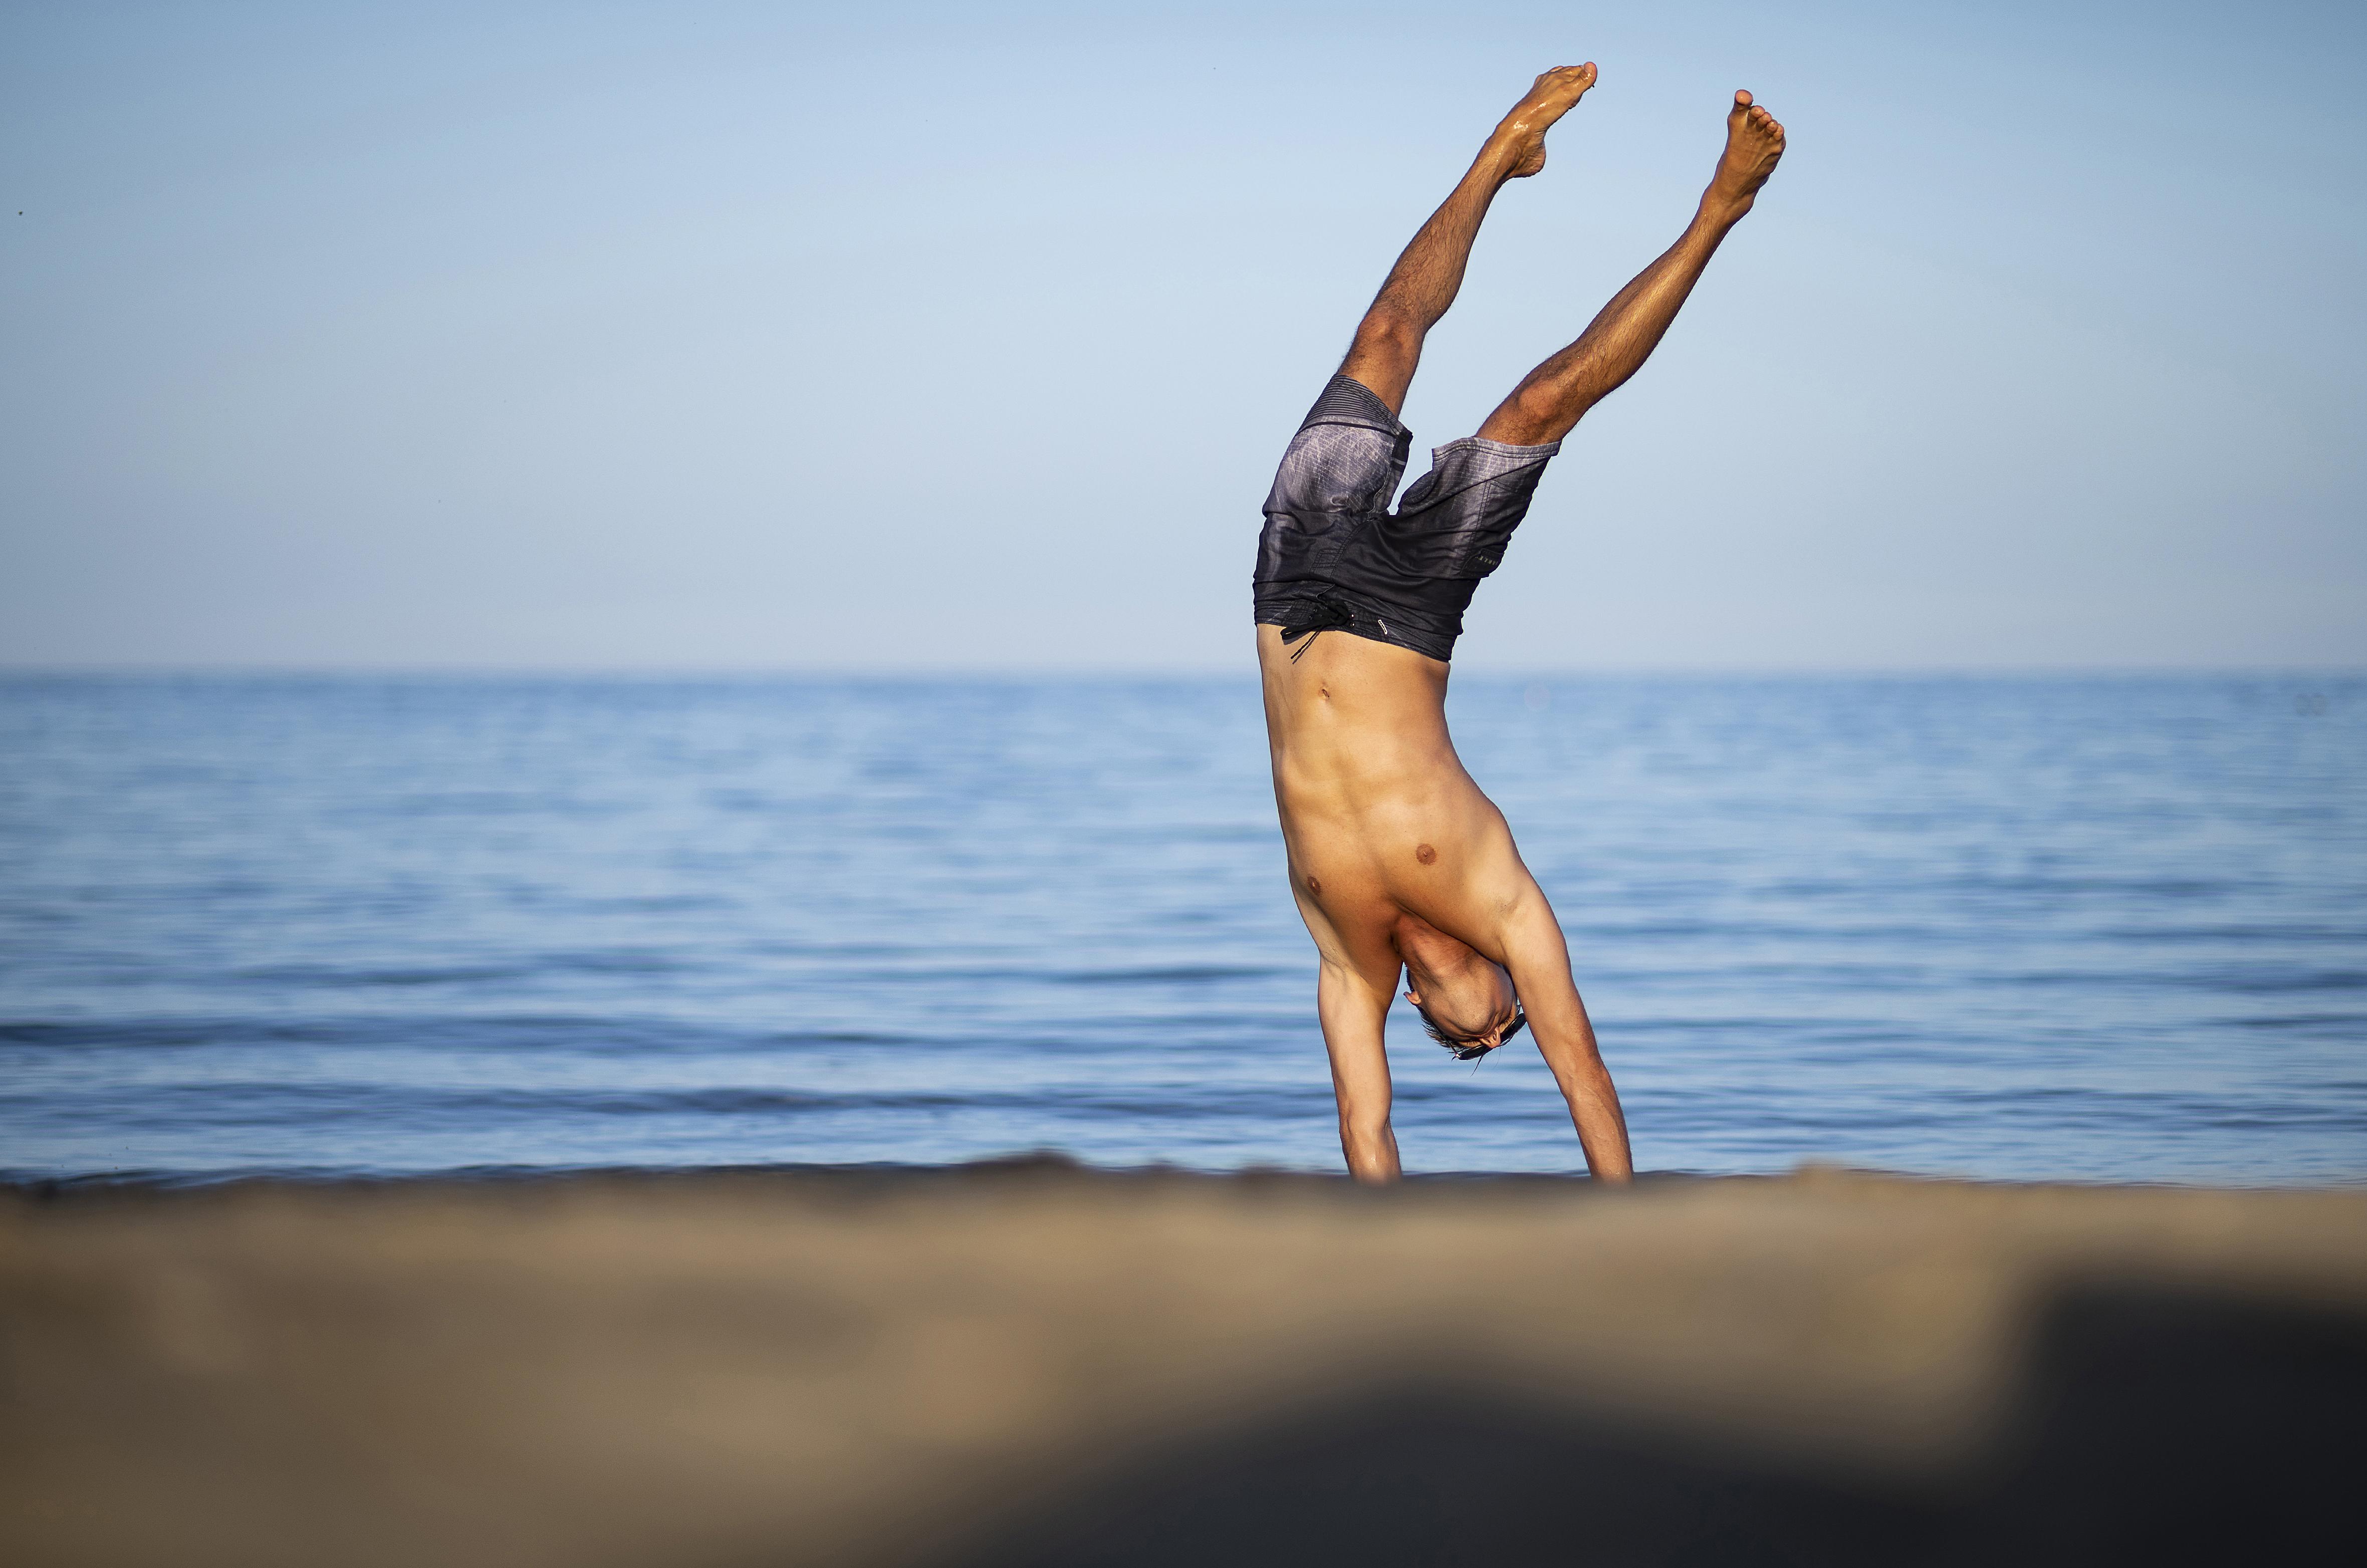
[1393,912,1524,1060]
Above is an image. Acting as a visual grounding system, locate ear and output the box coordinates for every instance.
[1403,988,1422,1006]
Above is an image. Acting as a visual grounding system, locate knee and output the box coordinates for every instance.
[1348,311,1423,379]
[1356,307,1422,352]
[1480,388,1574,446]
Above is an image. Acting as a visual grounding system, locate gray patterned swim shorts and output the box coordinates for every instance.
[1252,374,1560,663]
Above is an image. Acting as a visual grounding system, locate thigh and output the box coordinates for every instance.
[1262,376,1412,527]
[1381,433,1560,582]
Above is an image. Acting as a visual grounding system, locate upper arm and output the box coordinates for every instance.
[1316,956,1394,1038]
[1496,893,1600,1067]
[1315,956,1399,1112]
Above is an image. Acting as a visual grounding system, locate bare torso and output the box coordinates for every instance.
[1257,620,1628,1183]
[1256,625,1543,983]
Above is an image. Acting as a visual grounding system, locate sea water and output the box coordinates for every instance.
[2,674,2361,1183]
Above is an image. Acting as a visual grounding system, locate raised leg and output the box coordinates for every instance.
[1339,65,1597,416]
[1477,91,1787,446]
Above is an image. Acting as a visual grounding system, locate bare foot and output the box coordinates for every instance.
[1705,89,1785,221]
[1491,64,1598,179]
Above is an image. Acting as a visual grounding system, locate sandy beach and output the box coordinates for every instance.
[4,1163,2363,1565]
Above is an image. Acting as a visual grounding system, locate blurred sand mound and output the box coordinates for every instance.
[4,1164,2363,1566]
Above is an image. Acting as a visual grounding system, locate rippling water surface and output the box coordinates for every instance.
[2,674,2361,1183]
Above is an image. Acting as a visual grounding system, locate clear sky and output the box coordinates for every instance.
[4,0,2362,671]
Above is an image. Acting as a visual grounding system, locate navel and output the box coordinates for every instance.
[1415,844,1437,866]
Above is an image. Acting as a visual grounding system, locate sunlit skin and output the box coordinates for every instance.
[1261,69,1786,1183]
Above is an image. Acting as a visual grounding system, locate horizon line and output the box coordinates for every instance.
[5,663,2363,683]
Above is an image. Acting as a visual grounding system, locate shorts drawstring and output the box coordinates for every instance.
[1278,596,1356,662]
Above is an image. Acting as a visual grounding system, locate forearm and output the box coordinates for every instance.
[1552,1036,1634,1183]
[1504,928,1634,1182]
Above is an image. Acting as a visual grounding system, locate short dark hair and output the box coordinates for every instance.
[1415,1002,1527,1061]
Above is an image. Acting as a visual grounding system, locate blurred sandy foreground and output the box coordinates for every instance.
[5,1164,2364,1567]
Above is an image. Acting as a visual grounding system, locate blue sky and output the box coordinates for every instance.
[4,0,2362,670]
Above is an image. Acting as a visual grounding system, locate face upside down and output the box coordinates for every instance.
[1396,911,1525,1061]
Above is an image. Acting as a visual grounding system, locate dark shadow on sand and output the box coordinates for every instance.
[932,1282,2367,1567]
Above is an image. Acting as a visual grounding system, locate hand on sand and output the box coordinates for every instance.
[1494,64,1597,179]
[1706,90,1785,220]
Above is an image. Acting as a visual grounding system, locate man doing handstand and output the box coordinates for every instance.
[1255,64,1785,1183]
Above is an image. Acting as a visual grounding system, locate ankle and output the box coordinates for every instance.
[1696,190,1752,232]
[1474,137,1525,185]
